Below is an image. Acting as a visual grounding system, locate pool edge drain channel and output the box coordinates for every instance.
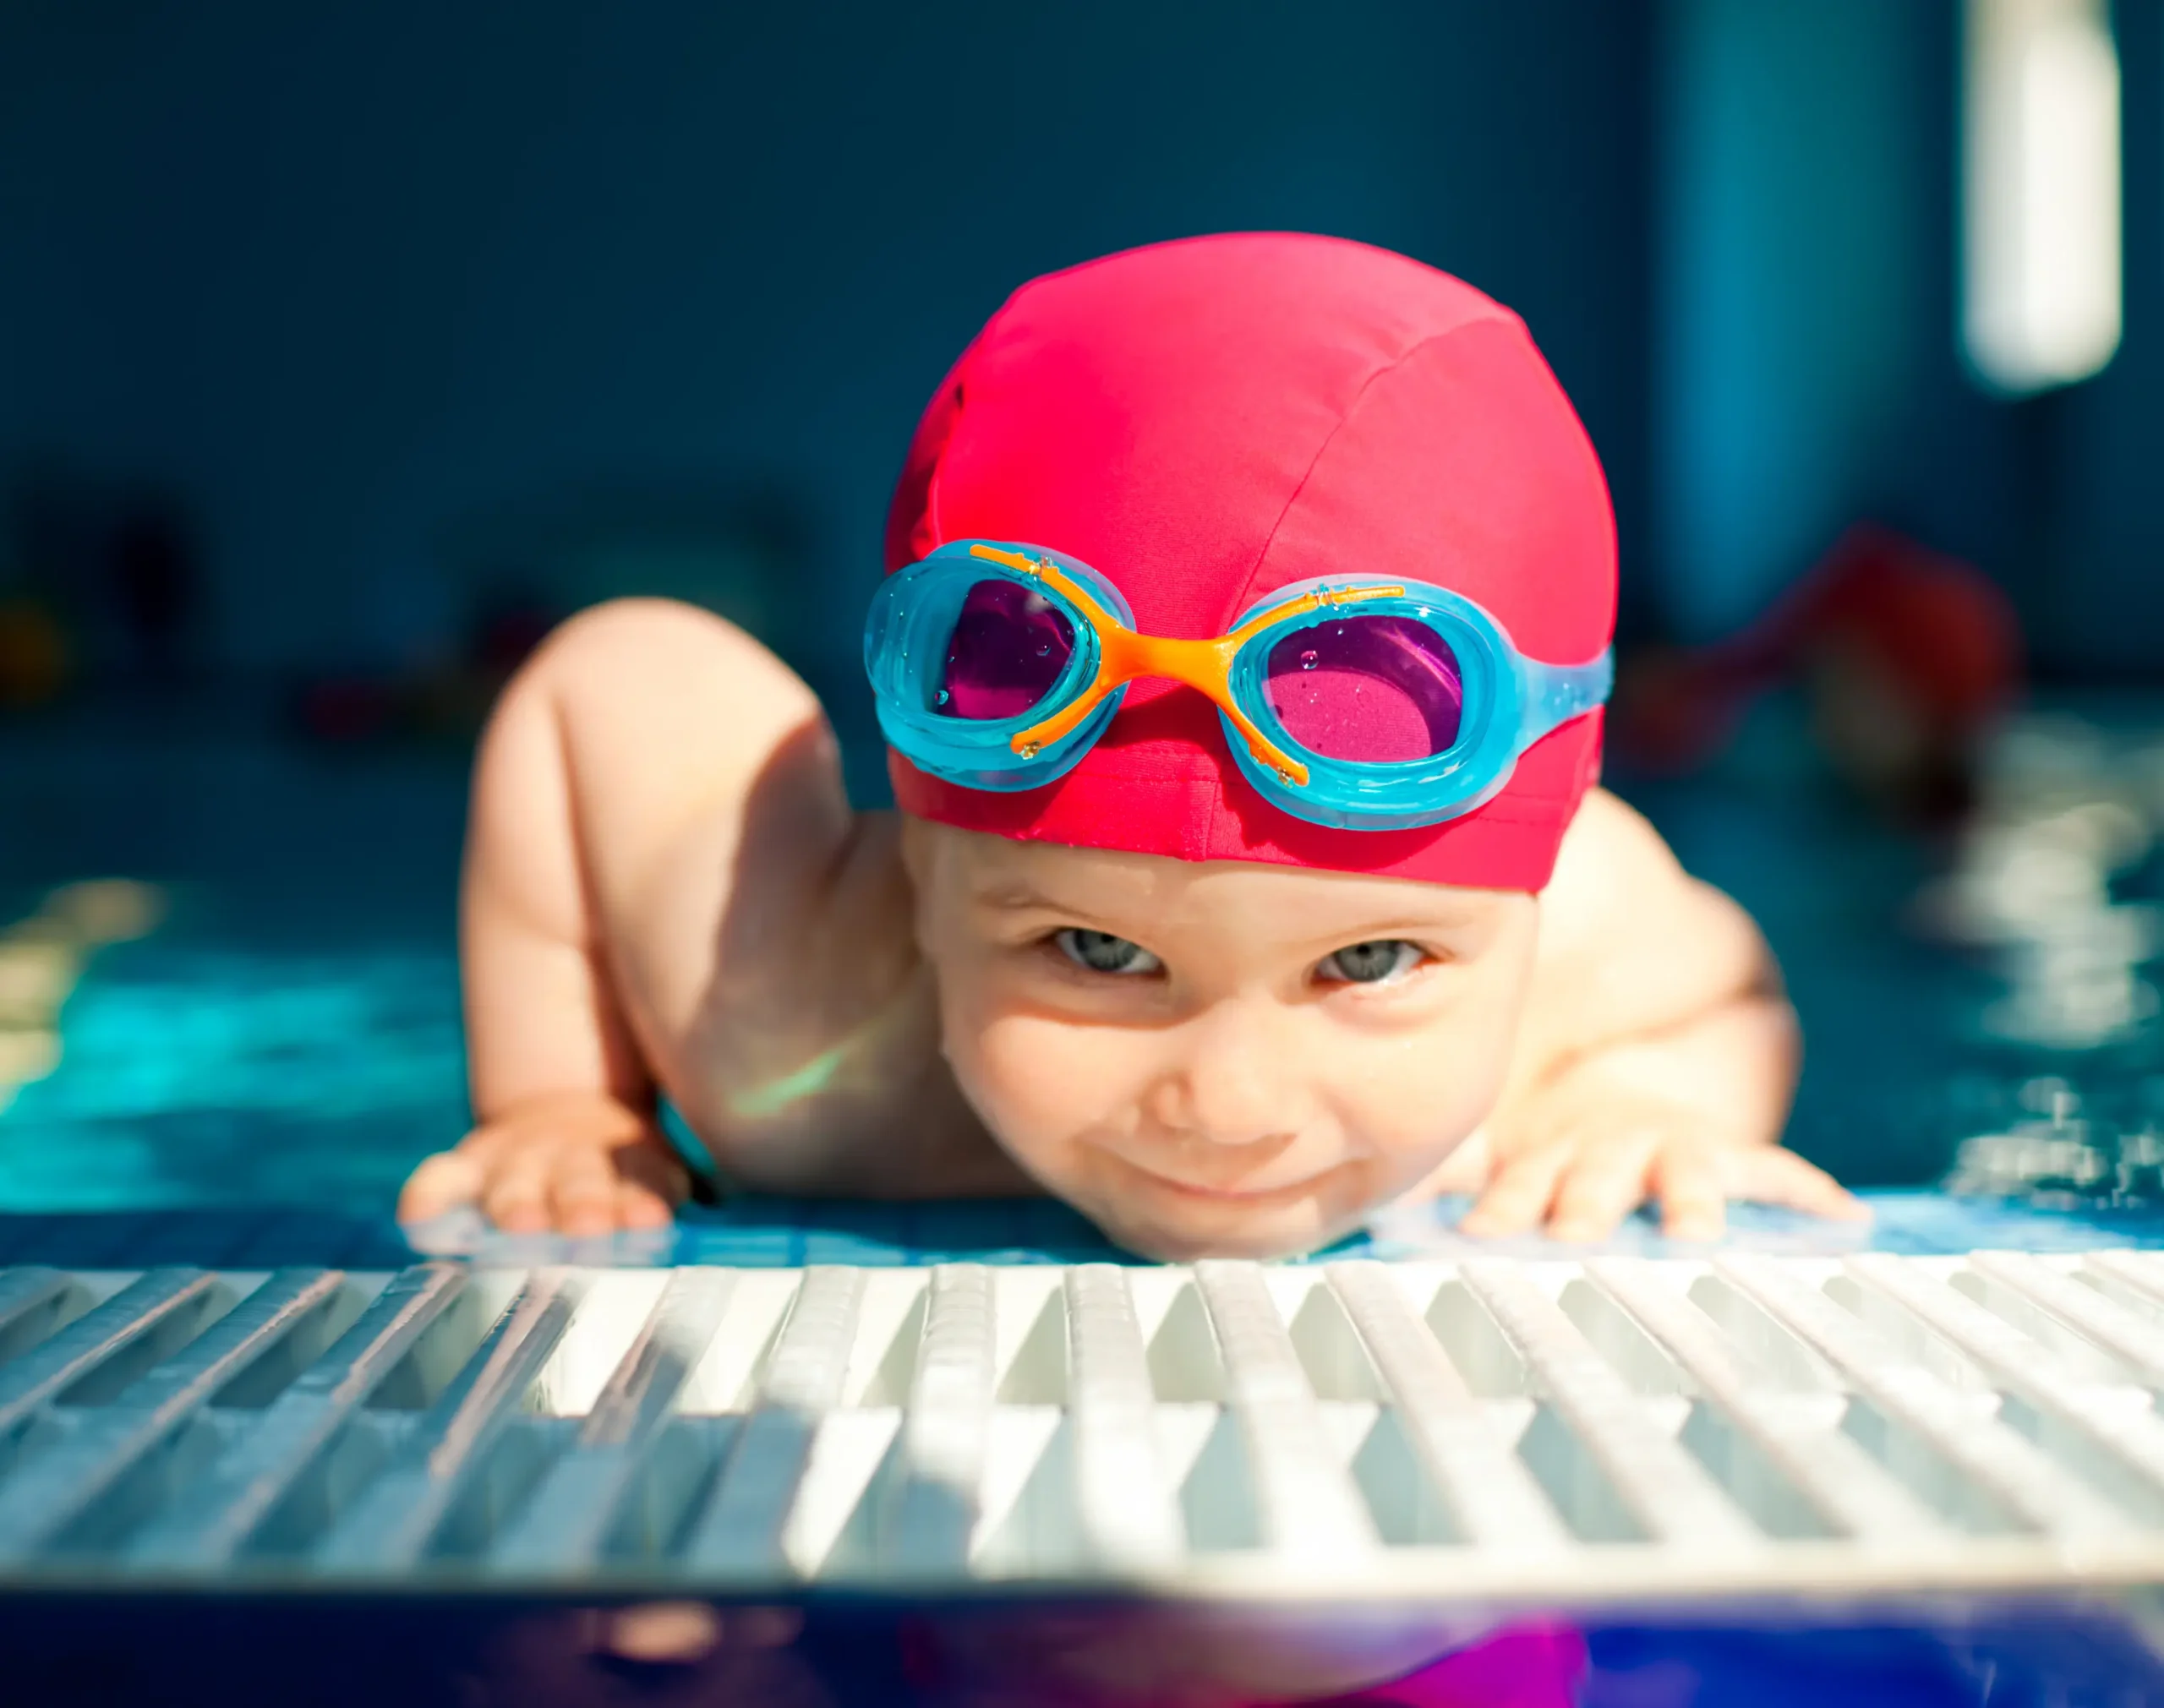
[3,1252,2164,1597]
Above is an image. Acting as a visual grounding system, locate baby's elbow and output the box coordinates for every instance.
[527,597,755,683]
[477,599,694,740]
[1741,986,1803,1100]
[1681,876,1782,1002]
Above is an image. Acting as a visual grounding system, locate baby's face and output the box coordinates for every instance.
[903,820,1538,1259]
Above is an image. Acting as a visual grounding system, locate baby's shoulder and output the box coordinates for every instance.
[1536,789,1701,960]
[1549,788,1684,895]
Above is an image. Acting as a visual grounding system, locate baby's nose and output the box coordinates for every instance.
[1155,1001,1309,1147]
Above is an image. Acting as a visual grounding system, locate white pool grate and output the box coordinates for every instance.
[8,1252,2164,1599]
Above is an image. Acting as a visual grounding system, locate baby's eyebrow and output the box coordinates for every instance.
[1292,901,1501,943]
[968,882,1488,942]
[969,881,1074,913]
[1301,921,1462,947]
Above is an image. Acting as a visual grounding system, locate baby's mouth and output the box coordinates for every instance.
[1110,1153,1342,1208]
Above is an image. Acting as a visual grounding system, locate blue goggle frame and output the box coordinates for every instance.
[865,540,1611,832]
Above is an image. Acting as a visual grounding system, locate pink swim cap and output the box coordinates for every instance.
[883,232,1615,891]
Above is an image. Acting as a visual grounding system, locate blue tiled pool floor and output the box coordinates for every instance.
[8,1187,2164,1273]
[0,929,464,1211]
[0,717,471,1215]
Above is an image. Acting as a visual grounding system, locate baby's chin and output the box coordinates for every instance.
[1074,1185,1379,1263]
[987,1132,1445,1262]
[1104,1222,1349,1263]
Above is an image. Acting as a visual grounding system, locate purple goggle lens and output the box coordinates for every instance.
[937,580,1464,764]
[937,579,1077,719]
[1265,616,1463,762]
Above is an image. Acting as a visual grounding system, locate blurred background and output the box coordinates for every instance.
[0,0,2159,1222]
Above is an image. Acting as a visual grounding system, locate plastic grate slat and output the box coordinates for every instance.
[493,1268,735,1574]
[1326,1261,1570,1552]
[1718,1252,2134,1542]
[313,1269,584,1570]
[0,1269,74,1351]
[682,1266,866,1577]
[0,1269,347,1563]
[1460,1258,1762,1551]
[1967,1250,2164,1386]
[1063,1264,1184,1569]
[129,1263,471,1569]
[876,1265,995,1572]
[3,1252,2164,1596]
[0,1269,220,1441]
[1587,1256,1950,1546]
[1194,1262,1377,1563]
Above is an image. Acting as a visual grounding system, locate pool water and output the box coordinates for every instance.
[0,712,470,1213]
[0,926,462,1209]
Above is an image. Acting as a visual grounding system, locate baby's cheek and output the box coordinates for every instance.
[1342,1016,1514,1168]
[942,1005,1131,1162]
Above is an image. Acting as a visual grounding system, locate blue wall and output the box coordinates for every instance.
[0,0,1653,685]
[2050,0,2164,674]
[10,0,2160,685]
[1655,0,2164,674]
[1657,0,1948,640]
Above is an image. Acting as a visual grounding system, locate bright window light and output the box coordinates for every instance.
[1963,0,2122,394]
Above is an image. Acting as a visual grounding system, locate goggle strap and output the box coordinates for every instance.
[1520,651,1615,752]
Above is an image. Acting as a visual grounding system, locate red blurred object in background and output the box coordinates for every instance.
[298,676,397,743]
[1615,525,2025,821]
[470,603,556,676]
[294,596,559,746]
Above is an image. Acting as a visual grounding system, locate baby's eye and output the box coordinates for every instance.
[1054,928,1162,976]
[1316,940,1424,985]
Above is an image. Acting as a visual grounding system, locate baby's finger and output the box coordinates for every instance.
[481,1150,555,1234]
[550,1146,624,1236]
[396,1150,484,1223]
[1459,1144,1575,1237]
[615,1176,680,1230]
[1649,1144,1727,1242]
[1737,1148,1871,1221]
[1424,1127,1495,1195]
[1547,1135,1660,1242]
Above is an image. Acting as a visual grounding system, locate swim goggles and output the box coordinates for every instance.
[864,540,1612,832]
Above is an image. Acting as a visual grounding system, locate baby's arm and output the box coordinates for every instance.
[1449,789,1861,1241]
[398,598,994,1235]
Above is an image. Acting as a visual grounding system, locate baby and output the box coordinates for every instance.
[398,233,1861,1259]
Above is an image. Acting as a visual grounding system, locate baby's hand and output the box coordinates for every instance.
[1446,1089,1865,1244]
[397,1090,692,1236]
